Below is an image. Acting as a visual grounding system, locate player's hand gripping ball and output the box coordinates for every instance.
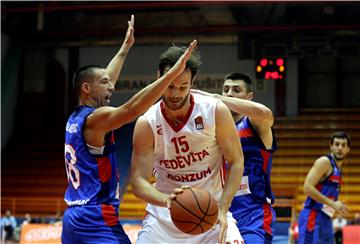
[170,187,218,234]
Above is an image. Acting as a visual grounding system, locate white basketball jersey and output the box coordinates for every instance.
[138,94,243,242]
[143,93,225,201]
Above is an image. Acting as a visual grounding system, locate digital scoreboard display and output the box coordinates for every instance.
[256,58,285,80]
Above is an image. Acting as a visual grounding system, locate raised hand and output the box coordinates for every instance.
[167,40,197,77]
[122,14,135,50]
[107,15,134,83]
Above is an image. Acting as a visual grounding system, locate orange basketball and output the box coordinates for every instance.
[170,187,218,235]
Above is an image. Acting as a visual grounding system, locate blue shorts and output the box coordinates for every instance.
[231,198,276,244]
[298,208,333,244]
[61,204,131,244]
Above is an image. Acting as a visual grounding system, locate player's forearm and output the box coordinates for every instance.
[91,72,176,130]
[121,72,177,119]
[218,159,244,212]
[131,177,169,207]
[106,46,130,85]
[215,94,273,122]
[304,183,334,207]
[107,15,134,84]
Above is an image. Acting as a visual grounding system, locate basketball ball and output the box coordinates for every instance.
[170,187,218,235]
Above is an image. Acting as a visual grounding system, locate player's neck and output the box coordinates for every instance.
[80,96,99,108]
[336,161,343,169]
[331,153,345,168]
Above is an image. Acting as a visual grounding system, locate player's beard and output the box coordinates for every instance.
[164,91,190,111]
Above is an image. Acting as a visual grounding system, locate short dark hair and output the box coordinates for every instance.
[330,131,351,147]
[72,65,102,95]
[158,45,202,81]
[224,72,253,93]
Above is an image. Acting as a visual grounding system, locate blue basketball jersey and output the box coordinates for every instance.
[230,116,277,209]
[298,155,342,244]
[227,116,277,241]
[62,106,130,244]
[303,154,342,211]
[64,106,120,207]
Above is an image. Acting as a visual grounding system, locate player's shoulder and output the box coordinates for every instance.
[72,105,96,117]
[313,155,332,169]
[316,155,331,162]
[134,115,153,132]
[144,100,161,117]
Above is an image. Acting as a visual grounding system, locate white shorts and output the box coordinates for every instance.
[136,204,243,244]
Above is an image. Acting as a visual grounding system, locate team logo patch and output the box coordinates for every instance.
[194,116,204,130]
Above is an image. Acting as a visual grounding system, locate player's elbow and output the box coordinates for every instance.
[237,151,245,174]
[229,157,244,177]
[303,182,311,196]
[130,177,142,198]
[238,158,244,176]
[263,107,273,119]
[258,107,274,124]
[123,103,144,122]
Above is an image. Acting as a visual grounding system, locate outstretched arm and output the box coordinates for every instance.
[87,40,197,135]
[106,14,135,85]
[192,89,274,149]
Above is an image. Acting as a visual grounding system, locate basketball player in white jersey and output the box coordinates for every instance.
[131,45,244,244]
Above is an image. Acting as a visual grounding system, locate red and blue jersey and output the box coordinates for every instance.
[230,116,277,208]
[228,116,277,242]
[64,106,120,208]
[298,155,341,244]
[303,154,342,210]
